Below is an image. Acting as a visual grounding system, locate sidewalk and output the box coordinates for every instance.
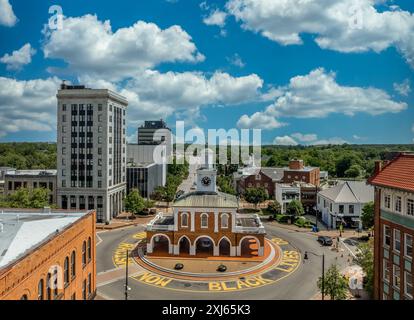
[96,214,154,230]
[266,219,369,239]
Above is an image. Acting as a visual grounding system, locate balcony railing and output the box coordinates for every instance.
[146,213,175,231]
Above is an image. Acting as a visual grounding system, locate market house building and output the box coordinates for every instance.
[0,209,96,300]
[369,153,414,300]
[146,161,266,257]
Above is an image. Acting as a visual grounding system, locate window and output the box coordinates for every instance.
[394,229,401,252]
[349,205,355,214]
[221,214,229,229]
[82,241,87,266]
[384,194,391,209]
[87,237,92,262]
[62,169,66,177]
[62,180,66,188]
[384,225,391,247]
[330,203,333,212]
[201,214,208,228]
[98,104,102,111]
[38,279,44,300]
[98,126,102,133]
[181,213,189,227]
[62,114,66,122]
[46,273,52,300]
[88,273,92,297]
[62,126,66,133]
[383,260,390,283]
[393,265,400,288]
[71,251,76,278]
[395,196,402,212]
[64,257,69,286]
[407,199,414,216]
[62,104,66,111]
[405,234,413,259]
[255,174,261,181]
[62,147,66,155]
[405,272,413,298]
[82,279,87,300]
[53,268,58,299]
[339,205,344,214]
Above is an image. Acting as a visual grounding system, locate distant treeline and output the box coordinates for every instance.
[262,144,414,178]
[0,142,57,169]
[0,142,413,178]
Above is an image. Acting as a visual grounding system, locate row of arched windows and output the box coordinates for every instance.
[181,213,229,229]
[35,237,92,300]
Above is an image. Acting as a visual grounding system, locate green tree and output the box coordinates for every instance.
[317,264,349,300]
[345,164,362,178]
[354,239,374,298]
[361,202,374,229]
[286,199,305,217]
[335,154,362,177]
[217,176,236,195]
[30,188,50,208]
[244,187,268,209]
[8,188,31,208]
[267,200,282,216]
[124,189,145,214]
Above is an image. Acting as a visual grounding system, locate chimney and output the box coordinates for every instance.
[289,159,304,170]
[374,161,383,175]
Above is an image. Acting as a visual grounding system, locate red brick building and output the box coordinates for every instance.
[369,153,414,300]
[147,165,266,257]
[0,209,96,300]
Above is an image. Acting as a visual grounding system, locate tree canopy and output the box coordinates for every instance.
[0,187,50,208]
[361,202,375,229]
[243,187,268,208]
[317,264,349,300]
[286,199,305,216]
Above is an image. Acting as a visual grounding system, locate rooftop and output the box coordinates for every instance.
[0,209,91,269]
[369,153,414,193]
[172,191,238,208]
[318,181,374,203]
[5,169,57,177]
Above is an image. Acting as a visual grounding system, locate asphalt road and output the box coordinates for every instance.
[96,223,351,300]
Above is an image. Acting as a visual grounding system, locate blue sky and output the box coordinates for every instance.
[0,0,413,145]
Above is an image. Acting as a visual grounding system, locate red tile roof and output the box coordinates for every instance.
[369,153,414,192]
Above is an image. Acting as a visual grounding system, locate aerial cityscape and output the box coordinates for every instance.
[0,0,413,312]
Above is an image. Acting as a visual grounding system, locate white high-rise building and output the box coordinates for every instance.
[56,83,128,223]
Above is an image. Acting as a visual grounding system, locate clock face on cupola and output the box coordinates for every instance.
[201,176,211,186]
[196,169,217,192]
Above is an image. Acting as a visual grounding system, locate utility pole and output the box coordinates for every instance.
[322,254,325,301]
[125,250,129,300]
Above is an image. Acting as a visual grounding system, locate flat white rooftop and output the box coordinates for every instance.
[0,209,90,269]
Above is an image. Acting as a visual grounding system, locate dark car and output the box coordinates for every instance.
[317,236,333,246]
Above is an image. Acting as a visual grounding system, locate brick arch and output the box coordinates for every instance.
[193,235,216,247]
[238,235,261,256]
[177,235,191,255]
[218,236,232,256]
[149,233,172,248]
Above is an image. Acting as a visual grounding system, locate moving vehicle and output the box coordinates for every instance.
[317,236,333,246]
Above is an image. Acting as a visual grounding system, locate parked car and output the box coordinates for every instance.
[317,236,333,246]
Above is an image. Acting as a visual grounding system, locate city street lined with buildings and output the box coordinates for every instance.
[95,222,356,300]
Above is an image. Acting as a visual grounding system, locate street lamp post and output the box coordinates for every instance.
[125,250,129,300]
[304,251,325,300]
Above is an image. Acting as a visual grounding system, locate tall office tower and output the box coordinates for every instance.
[56,83,128,223]
[137,119,172,158]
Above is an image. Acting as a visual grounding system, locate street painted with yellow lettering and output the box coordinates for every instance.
[113,242,135,268]
[129,237,301,293]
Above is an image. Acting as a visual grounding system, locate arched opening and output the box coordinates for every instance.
[151,234,170,255]
[239,236,260,257]
[178,236,191,255]
[219,237,231,256]
[195,236,214,256]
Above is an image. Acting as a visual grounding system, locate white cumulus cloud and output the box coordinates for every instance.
[291,133,318,142]
[0,77,61,138]
[42,14,204,80]
[393,79,411,96]
[0,0,17,27]
[203,9,228,27]
[273,136,298,146]
[226,0,414,68]
[0,43,36,71]
[237,68,407,129]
